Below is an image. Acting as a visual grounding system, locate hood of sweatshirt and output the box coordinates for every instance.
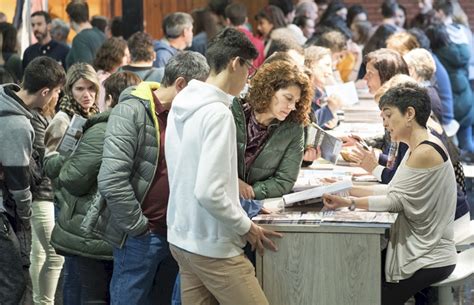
[171,79,234,122]
[0,84,33,119]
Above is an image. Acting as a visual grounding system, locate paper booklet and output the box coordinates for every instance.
[282,179,352,207]
[306,123,343,164]
[57,114,87,156]
[252,210,397,225]
[325,81,359,106]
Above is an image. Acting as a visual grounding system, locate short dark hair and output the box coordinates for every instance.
[208,0,232,17]
[31,11,51,24]
[110,16,122,37]
[206,27,258,74]
[103,71,141,108]
[433,0,453,16]
[162,12,193,39]
[91,15,107,33]
[225,3,247,26]
[66,1,89,23]
[93,37,128,72]
[379,83,431,128]
[365,48,409,85]
[408,28,431,50]
[381,0,399,18]
[23,56,66,94]
[269,0,294,17]
[161,51,210,87]
[127,31,154,62]
[425,23,451,50]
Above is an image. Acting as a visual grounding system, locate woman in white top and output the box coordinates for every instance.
[323,82,457,305]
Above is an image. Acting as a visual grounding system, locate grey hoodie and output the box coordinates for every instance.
[0,84,34,221]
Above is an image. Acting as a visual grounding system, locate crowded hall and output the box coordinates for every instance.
[1,0,474,304]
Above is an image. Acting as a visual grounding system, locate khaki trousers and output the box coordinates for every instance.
[170,244,269,305]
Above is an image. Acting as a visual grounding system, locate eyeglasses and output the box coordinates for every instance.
[241,58,258,80]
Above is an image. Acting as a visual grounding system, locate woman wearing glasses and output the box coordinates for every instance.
[231,60,313,200]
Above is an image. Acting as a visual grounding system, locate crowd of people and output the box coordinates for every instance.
[0,0,473,305]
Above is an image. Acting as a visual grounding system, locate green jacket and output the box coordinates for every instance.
[231,98,304,200]
[49,111,112,260]
[81,82,161,248]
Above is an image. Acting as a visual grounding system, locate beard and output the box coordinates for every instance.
[34,31,47,41]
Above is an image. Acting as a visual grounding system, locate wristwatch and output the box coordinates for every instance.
[348,198,356,211]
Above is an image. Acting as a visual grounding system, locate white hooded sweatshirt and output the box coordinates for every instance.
[165,79,252,258]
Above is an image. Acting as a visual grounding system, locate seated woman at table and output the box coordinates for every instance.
[346,48,409,183]
[323,83,457,305]
[304,46,343,129]
[231,59,313,200]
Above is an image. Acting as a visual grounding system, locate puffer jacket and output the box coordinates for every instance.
[49,111,112,260]
[231,98,304,200]
[82,82,160,247]
[434,43,474,128]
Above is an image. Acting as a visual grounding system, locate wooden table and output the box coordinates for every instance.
[256,222,390,305]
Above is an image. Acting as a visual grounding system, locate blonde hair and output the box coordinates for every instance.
[374,74,417,103]
[403,48,436,82]
[64,63,100,104]
[304,46,331,69]
[386,32,420,56]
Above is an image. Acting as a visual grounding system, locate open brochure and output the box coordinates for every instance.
[283,179,352,207]
[293,169,349,192]
[252,210,397,225]
[306,123,343,164]
[57,114,87,156]
[325,81,359,106]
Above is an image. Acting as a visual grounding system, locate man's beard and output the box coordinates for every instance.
[34,31,47,42]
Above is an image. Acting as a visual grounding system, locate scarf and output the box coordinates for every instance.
[59,94,99,119]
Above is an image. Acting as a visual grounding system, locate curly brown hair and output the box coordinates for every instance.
[246,60,313,125]
[93,37,128,73]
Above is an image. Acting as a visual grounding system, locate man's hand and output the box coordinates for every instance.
[245,222,283,256]
[238,179,255,200]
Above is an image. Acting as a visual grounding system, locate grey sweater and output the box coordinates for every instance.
[369,147,457,282]
[0,85,34,221]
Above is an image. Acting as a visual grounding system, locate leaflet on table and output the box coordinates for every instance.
[325,81,359,106]
[57,114,87,156]
[305,122,343,164]
[283,179,352,207]
[252,210,396,225]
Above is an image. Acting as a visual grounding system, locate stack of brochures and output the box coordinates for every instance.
[253,210,397,225]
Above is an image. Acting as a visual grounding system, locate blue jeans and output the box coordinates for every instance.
[63,256,82,305]
[110,232,171,305]
[171,275,182,305]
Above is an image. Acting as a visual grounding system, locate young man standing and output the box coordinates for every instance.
[65,1,106,69]
[22,11,70,70]
[91,51,209,305]
[153,12,194,68]
[165,27,282,305]
[0,56,65,305]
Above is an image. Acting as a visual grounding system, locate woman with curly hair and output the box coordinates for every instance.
[231,60,312,200]
[93,37,130,111]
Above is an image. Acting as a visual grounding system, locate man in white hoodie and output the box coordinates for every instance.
[165,27,282,305]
